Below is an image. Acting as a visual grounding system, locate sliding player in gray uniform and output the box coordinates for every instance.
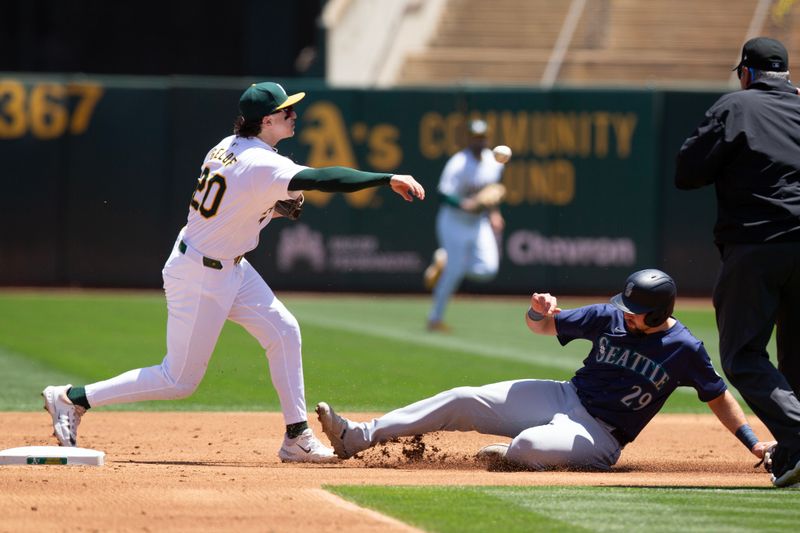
[318,269,774,470]
[41,82,425,463]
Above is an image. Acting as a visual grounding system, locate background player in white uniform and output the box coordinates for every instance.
[42,82,425,462]
[424,119,505,332]
[318,269,774,470]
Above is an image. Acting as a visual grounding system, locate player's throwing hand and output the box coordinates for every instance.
[390,175,425,202]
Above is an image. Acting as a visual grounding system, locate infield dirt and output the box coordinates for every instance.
[0,412,774,532]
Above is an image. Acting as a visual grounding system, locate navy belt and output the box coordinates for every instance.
[178,240,242,270]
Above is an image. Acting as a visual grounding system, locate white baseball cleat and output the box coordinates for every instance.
[315,402,354,459]
[278,428,337,463]
[476,443,512,470]
[42,385,86,447]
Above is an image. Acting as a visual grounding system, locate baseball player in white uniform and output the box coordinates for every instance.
[425,119,505,332]
[42,82,425,462]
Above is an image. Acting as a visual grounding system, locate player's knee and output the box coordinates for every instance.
[509,431,604,470]
[170,380,201,399]
[506,434,549,469]
[258,315,301,352]
[442,386,482,409]
[720,355,748,385]
[511,429,549,453]
[508,438,567,470]
[280,322,302,349]
[282,313,301,333]
[160,368,201,399]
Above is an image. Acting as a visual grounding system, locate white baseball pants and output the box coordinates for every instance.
[85,238,308,424]
[341,379,622,470]
[429,206,499,323]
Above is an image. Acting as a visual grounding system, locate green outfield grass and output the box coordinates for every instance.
[328,485,800,532]
[0,291,772,412]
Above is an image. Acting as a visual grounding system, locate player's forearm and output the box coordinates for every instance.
[525,292,560,336]
[525,307,557,336]
[526,314,555,335]
[290,167,392,192]
[707,391,748,434]
[707,390,763,453]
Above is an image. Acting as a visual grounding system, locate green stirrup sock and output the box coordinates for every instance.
[286,421,308,439]
[66,386,91,410]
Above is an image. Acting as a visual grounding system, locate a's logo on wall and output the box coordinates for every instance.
[277,224,326,272]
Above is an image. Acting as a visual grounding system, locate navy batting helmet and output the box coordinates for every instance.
[610,269,676,327]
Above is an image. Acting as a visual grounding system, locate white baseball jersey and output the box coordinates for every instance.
[185,135,308,259]
[438,147,503,200]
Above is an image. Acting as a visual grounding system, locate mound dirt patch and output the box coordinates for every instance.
[0,412,774,531]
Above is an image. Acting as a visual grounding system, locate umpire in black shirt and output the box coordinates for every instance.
[675,37,800,488]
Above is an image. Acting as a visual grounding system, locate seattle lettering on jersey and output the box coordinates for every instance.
[596,336,670,390]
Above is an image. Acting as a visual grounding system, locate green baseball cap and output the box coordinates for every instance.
[239,82,305,120]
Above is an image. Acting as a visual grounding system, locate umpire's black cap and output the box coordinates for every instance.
[733,37,789,73]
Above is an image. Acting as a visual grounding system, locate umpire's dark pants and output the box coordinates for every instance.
[714,241,800,450]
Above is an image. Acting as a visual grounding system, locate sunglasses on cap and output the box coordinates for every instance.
[270,105,294,118]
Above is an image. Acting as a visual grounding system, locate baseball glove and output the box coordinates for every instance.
[274,194,304,220]
[471,183,506,210]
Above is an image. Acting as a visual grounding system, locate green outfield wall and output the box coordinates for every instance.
[0,75,725,294]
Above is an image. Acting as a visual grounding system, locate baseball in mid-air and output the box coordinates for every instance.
[493,145,512,163]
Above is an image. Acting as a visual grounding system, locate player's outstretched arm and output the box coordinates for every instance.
[290,167,423,201]
[525,292,561,336]
[707,391,776,459]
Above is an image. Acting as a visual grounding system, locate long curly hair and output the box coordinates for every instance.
[233,115,262,138]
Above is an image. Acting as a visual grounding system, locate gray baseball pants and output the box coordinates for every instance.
[341,379,622,470]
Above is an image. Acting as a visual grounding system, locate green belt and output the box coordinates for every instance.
[178,240,223,270]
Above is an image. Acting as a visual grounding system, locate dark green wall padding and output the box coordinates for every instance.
[0,75,727,294]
